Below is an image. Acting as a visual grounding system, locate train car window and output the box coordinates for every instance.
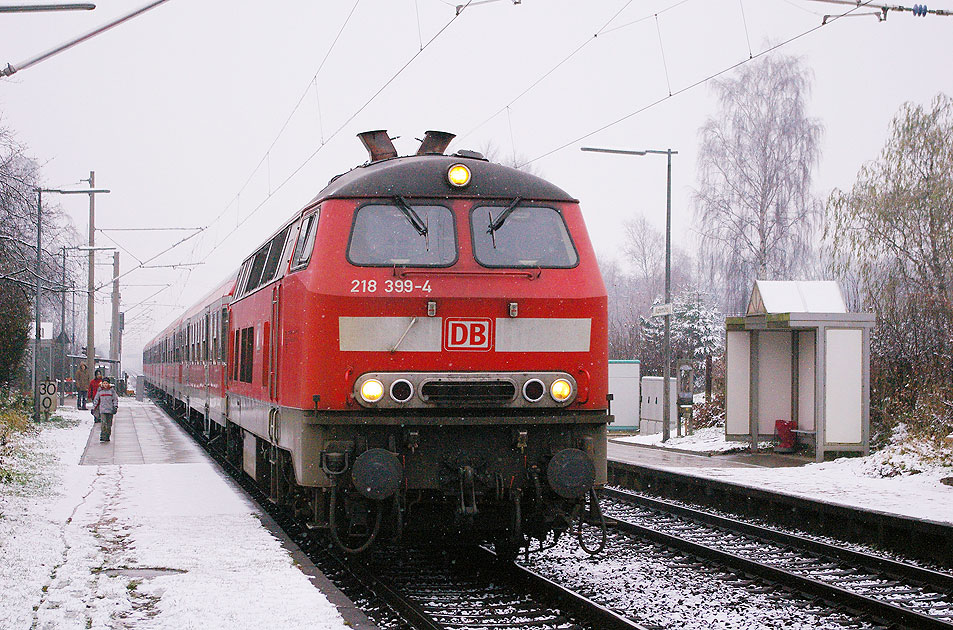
[239,327,254,383]
[470,205,579,269]
[260,225,292,286]
[291,211,319,270]
[221,308,228,362]
[233,331,241,381]
[347,204,456,267]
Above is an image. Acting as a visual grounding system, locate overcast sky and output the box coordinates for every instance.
[2,0,951,372]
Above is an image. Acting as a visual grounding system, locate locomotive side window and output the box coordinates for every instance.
[244,246,269,294]
[348,204,456,267]
[260,225,291,286]
[470,205,578,269]
[291,211,319,270]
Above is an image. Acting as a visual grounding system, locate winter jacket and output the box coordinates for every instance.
[92,386,119,415]
[75,366,91,390]
[88,378,103,400]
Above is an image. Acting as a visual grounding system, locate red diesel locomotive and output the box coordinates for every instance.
[143,131,610,555]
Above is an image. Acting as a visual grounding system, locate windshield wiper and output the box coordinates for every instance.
[487,197,522,235]
[394,196,428,236]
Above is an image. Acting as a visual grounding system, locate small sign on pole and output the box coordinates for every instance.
[651,303,674,318]
[38,380,58,417]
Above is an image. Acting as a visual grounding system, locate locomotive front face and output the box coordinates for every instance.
[276,154,609,551]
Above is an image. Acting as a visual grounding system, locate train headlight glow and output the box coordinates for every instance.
[360,379,385,403]
[447,163,471,187]
[550,378,573,402]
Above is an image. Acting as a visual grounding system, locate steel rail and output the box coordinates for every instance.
[476,546,652,630]
[603,488,953,630]
[603,487,953,592]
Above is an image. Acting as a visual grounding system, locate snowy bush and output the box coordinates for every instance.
[856,423,953,478]
[0,389,37,483]
[692,353,726,429]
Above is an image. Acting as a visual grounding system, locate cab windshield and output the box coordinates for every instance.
[348,203,456,266]
[471,205,578,268]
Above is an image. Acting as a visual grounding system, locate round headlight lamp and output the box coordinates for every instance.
[360,379,385,403]
[447,163,471,187]
[550,378,573,403]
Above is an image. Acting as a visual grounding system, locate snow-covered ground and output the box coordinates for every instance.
[613,426,770,453]
[700,430,953,525]
[614,424,953,525]
[0,402,350,630]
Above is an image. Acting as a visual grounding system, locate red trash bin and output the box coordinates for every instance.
[775,419,796,453]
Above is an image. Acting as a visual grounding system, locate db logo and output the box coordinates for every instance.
[444,318,493,351]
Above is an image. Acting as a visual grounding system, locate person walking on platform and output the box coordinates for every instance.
[91,377,118,442]
[88,368,104,422]
[75,363,90,410]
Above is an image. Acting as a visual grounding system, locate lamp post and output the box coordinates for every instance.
[581,146,678,442]
[33,186,110,420]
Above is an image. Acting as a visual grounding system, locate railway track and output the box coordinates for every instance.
[157,397,648,630]
[601,486,953,630]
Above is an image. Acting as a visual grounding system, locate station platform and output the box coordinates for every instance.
[607,439,810,471]
[79,401,206,466]
[14,399,375,630]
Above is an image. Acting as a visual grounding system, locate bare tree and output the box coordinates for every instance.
[694,55,823,313]
[0,117,82,384]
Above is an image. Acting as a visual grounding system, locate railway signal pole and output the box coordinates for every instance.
[581,146,678,442]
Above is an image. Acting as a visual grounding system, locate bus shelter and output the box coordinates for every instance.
[725,281,875,462]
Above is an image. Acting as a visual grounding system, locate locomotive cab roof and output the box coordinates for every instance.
[309,130,577,205]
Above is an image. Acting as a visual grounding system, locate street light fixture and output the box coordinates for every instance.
[33,185,109,420]
[581,145,678,442]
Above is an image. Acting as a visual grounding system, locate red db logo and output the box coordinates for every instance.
[444,318,493,351]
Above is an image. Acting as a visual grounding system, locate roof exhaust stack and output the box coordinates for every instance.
[416,130,456,156]
[358,130,398,162]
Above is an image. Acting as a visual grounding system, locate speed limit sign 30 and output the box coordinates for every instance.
[39,380,58,415]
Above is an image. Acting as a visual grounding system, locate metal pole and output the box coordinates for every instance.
[86,171,95,380]
[110,250,119,377]
[71,280,76,357]
[60,246,67,404]
[662,150,672,443]
[1,0,171,77]
[33,189,42,421]
[0,4,95,13]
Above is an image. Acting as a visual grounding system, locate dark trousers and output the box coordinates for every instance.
[77,391,87,409]
[100,413,114,441]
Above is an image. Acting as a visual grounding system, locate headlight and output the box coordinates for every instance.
[550,378,573,402]
[522,379,545,403]
[390,379,414,403]
[447,163,471,187]
[360,379,385,403]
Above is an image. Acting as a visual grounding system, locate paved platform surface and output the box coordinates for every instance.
[79,401,206,465]
[61,399,375,630]
[608,440,810,470]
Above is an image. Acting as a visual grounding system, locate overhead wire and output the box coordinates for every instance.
[518,0,877,168]
[455,0,692,145]
[196,0,475,263]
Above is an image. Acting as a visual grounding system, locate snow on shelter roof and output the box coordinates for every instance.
[746,280,847,315]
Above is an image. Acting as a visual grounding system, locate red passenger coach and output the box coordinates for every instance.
[143,131,610,556]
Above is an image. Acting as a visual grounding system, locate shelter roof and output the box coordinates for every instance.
[746,280,847,316]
